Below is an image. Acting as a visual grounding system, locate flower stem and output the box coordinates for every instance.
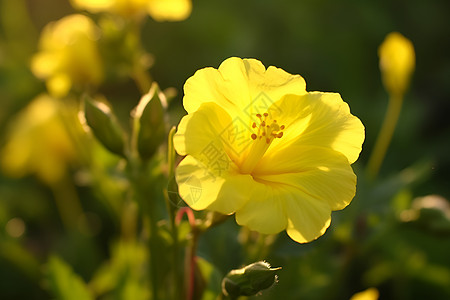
[176,207,197,300]
[50,174,83,231]
[127,159,161,300]
[164,127,183,300]
[366,94,403,180]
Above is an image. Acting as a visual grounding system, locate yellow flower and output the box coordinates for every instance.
[31,14,103,98]
[71,0,192,21]
[350,288,379,300]
[174,57,365,243]
[379,32,415,97]
[1,94,77,184]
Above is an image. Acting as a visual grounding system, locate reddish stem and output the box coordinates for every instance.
[175,207,197,300]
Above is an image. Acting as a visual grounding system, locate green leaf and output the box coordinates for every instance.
[89,241,149,299]
[45,256,93,300]
[195,257,223,300]
[84,95,126,157]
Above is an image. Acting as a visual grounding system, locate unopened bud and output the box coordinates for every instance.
[84,95,126,157]
[221,261,281,298]
[378,32,415,97]
[133,82,167,160]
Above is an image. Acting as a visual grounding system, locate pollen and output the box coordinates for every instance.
[251,112,285,144]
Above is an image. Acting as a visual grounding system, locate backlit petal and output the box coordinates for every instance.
[174,101,255,164]
[267,92,364,164]
[183,57,306,117]
[254,146,356,210]
[285,192,331,243]
[176,155,253,214]
[174,102,232,157]
[235,183,287,234]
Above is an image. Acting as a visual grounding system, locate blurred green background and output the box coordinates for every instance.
[1,0,449,299]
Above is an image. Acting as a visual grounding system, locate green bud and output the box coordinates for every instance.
[84,95,126,157]
[222,261,281,298]
[133,82,167,160]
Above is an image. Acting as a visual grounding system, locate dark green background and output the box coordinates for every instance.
[1,0,449,299]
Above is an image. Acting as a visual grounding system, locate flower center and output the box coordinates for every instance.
[240,113,285,174]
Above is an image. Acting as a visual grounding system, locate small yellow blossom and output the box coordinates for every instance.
[174,57,365,243]
[31,14,103,98]
[1,94,77,184]
[71,0,192,21]
[350,288,379,300]
[379,32,415,97]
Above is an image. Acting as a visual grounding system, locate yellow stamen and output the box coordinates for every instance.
[240,112,285,174]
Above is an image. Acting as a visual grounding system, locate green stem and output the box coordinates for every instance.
[127,19,153,94]
[50,174,83,231]
[127,159,160,300]
[147,201,160,300]
[132,62,153,94]
[164,127,182,299]
[366,94,404,180]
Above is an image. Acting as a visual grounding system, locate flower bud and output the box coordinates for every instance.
[84,95,126,157]
[221,261,281,298]
[133,82,167,160]
[378,32,415,97]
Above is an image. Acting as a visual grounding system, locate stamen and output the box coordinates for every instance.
[241,112,286,174]
[249,112,285,144]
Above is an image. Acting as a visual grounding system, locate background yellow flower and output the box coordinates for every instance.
[350,288,379,300]
[1,94,77,184]
[31,14,103,98]
[174,57,365,243]
[71,0,192,21]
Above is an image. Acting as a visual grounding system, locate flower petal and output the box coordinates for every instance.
[175,155,253,214]
[174,101,256,164]
[148,0,192,22]
[254,146,356,211]
[285,192,332,243]
[268,92,364,164]
[235,183,288,234]
[174,102,232,157]
[183,57,306,117]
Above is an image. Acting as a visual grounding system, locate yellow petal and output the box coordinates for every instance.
[183,57,306,117]
[235,183,288,234]
[30,52,61,78]
[350,288,379,300]
[174,101,254,165]
[46,74,72,98]
[70,0,114,13]
[254,146,356,211]
[175,155,253,214]
[267,92,364,164]
[148,0,192,21]
[285,191,332,243]
[174,102,232,156]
